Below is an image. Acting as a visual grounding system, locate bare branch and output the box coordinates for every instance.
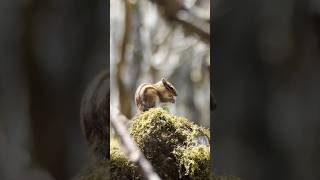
[110,107,161,180]
[117,0,132,118]
[175,10,210,43]
[150,0,210,43]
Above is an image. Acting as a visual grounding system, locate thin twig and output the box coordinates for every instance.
[110,107,161,180]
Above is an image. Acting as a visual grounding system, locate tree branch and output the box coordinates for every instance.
[150,0,210,43]
[110,107,161,180]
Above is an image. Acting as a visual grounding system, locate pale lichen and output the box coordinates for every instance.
[174,145,210,177]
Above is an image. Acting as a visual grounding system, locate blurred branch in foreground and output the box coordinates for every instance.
[110,107,161,180]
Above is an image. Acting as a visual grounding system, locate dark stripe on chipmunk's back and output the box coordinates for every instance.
[142,84,159,96]
[136,84,158,104]
[135,83,147,106]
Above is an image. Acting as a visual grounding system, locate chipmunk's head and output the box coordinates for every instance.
[161,78,178,103]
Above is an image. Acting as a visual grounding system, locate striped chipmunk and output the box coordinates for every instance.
[135,78,178,112]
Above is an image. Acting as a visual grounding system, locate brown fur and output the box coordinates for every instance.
[135,78,177,112]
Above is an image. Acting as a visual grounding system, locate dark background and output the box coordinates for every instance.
[213,0,320,180]
[0,0,107,180]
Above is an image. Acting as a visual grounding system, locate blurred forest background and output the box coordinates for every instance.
[0,0,107,180]
[214,0,320,180]
[110,0,210,128]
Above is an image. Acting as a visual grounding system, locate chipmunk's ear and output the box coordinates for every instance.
[162,78,178,96]
[161,78,167,84]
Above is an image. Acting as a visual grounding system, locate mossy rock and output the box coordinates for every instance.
[74,108,241,180]
[129,108,210,179]
[110,137,141,179]
[73,139,138,180]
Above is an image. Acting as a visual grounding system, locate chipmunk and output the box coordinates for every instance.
[135,78,178,112]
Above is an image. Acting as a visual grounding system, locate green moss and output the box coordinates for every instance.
[129,107,210,179]
[174,145,210,177]
[75,108,240,180]
[110,137,141,180]
[74,71,240,179]
[73,138,141,180]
